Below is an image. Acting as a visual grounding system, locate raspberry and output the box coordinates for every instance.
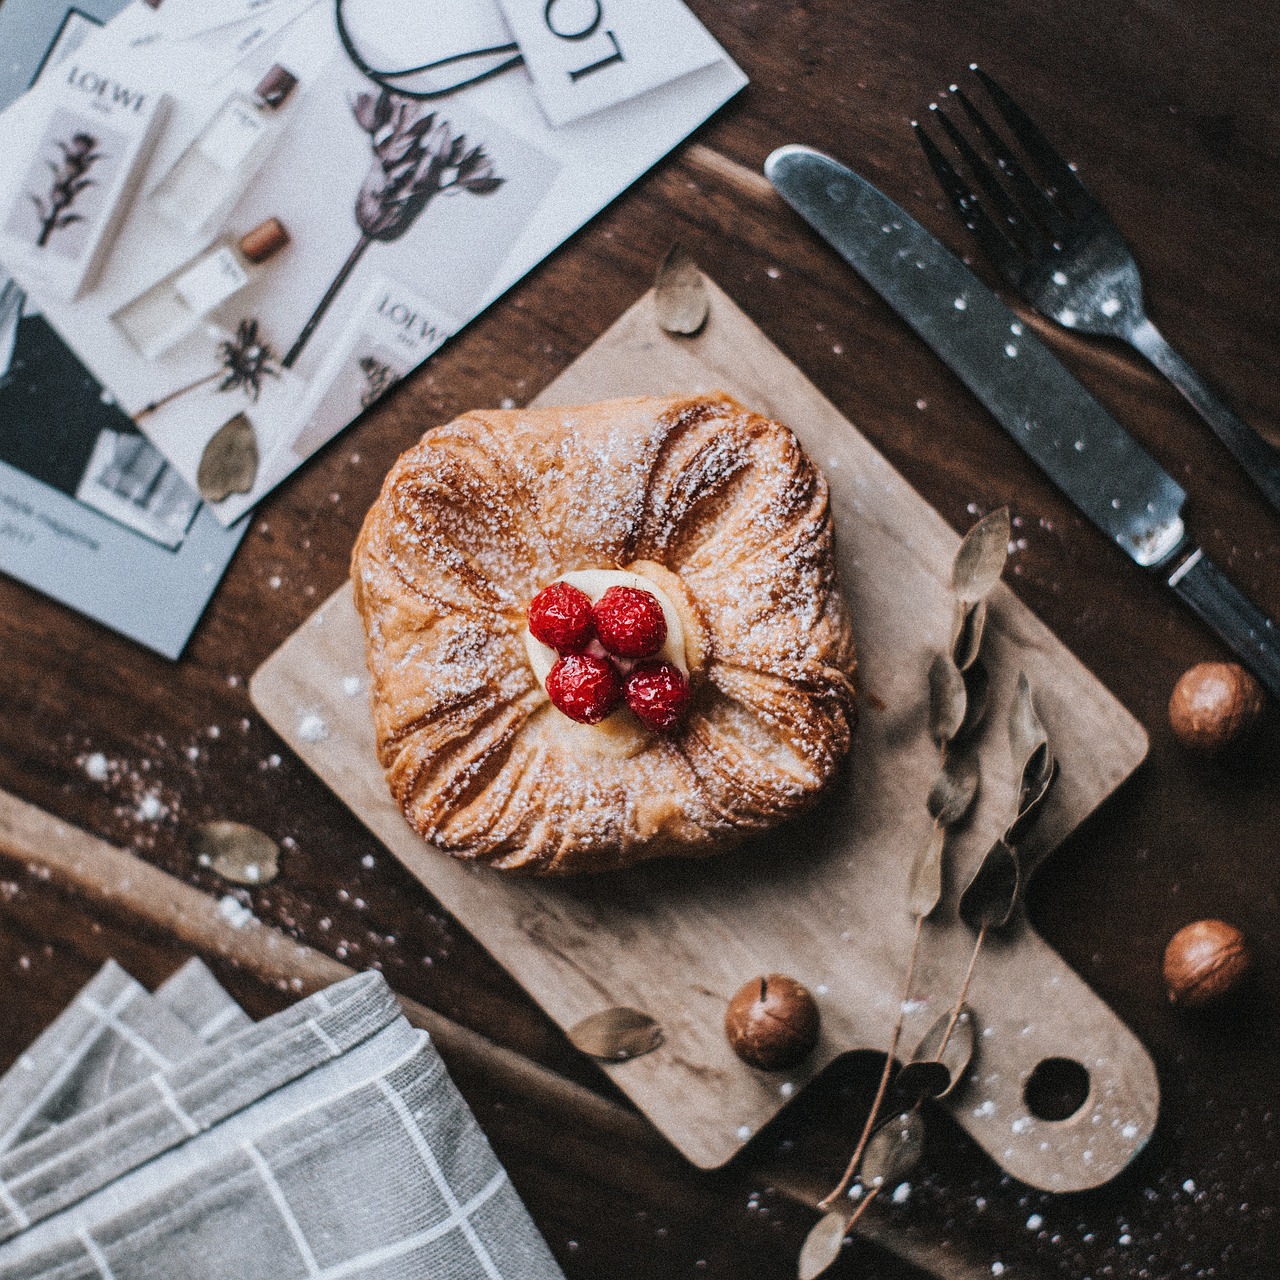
[545,653,622,724]
[593,586,667,659]
[625,660,691,732]
[527,582,594,652]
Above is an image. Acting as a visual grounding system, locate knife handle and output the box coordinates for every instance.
[1167,549,1280,700]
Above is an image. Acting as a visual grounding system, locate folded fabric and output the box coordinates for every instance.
[0,963,566,1280]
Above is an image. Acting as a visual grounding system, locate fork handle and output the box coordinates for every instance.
[1129,318,1280,514]
[1167,548,1280,700]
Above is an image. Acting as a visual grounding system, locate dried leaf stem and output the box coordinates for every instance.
[802,511,1012,1278]
[818,914,923,1211]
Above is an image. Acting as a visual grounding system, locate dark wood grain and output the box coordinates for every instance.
[0,1,1277,1276]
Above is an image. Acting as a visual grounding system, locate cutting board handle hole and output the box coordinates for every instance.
[1024,1057,1091,1121]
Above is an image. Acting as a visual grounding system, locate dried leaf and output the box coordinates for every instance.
[798,1210,848,1280]
[927,754,979,827]
[910,1005,976,1099]
[951,507,1010,603]
[906,822,946,919]
[198,413,258,503]
[192,821,279,886]
[568,1007,663,1061]
[950,599,987,672]
[861,1110,925,1188]
[1007,752,1058,846]
[1008,672,1048,779]
[891,1059,951,1106]
[959,839,1021,932]
[928,654,966,744]
[654,245,708,335]
[958,660,992,740]
[1007,672,1057,820]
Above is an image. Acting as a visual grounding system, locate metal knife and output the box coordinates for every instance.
[765,144,1280,699]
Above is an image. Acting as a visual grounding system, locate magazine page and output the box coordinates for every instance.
[0,0,747,525]
[0,0,247,660]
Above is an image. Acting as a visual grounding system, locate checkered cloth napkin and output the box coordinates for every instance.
[0,961,566,1279]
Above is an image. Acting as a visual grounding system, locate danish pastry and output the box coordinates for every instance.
[351,392,857,875]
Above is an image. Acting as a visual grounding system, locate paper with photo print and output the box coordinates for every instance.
[0,0,247,661]
[0,0,745,524]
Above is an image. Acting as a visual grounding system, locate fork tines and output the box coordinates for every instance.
[913,66,1110,288]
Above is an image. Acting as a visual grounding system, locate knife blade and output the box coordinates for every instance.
[766,143,1280,699]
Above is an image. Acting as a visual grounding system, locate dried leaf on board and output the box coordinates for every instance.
[654,245,709,335]
[1008,672,1057,818]
[958,660,991,740]
[928,654,966,744]
[861,1110,926,1188]
[910,1005,976,1099]
[192,821,279,886]
[568,1007,663,1061]
[927,754,979,828]
[950,598,988,672]
[197,413,259,503]
[906,821,947,919]
[798,1210,849,1280]
[959,838,1021,932]
[891,1059,952,1107]
[951,507,1010,603]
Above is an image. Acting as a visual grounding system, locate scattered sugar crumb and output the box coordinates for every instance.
[298,713,329,743]
[82,752,110,782]
[1026,1213,1043,1230]
[915,399,927,410]
[217,896,254,929]
[361,854,376,869]
[779,1082,795,1098]
[268,575,282,590]
[500,397,516,410]
[736,1125,751,1141]
[342,675,364,697]
[891,1182,911,1204]
[1183,1178,1196,1193]
[991,1264,1005,1277]
[136,793,166,822]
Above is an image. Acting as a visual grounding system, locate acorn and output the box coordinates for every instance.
[1162,919,1253,1009]
[725,974,820,1070]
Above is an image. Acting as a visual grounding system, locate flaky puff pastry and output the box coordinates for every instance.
[351,393,857,875]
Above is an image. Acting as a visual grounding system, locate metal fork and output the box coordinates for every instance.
[914,65,1280,515]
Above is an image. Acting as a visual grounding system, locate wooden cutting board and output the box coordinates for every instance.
[251,279,1157,1186]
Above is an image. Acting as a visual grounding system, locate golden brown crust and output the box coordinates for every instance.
[351,392,858,875]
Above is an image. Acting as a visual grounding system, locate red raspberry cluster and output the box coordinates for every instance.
[528,582,691,731]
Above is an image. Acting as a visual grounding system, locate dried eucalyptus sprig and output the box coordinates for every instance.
[959,672,1058,933]
[913,672,1059,1160]
[810,510,1009,1249]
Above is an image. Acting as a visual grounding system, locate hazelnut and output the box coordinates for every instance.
[1162,919,1253,1008]
[725,974,820,1070]
[1168,662,1264,754]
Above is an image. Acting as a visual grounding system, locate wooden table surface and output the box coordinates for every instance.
[2,3,1277,1277]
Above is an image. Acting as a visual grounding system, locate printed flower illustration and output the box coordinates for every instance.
[359,355,399,408]
[135,319,279,421]
[282,90,503,368]
[30,132,102,248]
